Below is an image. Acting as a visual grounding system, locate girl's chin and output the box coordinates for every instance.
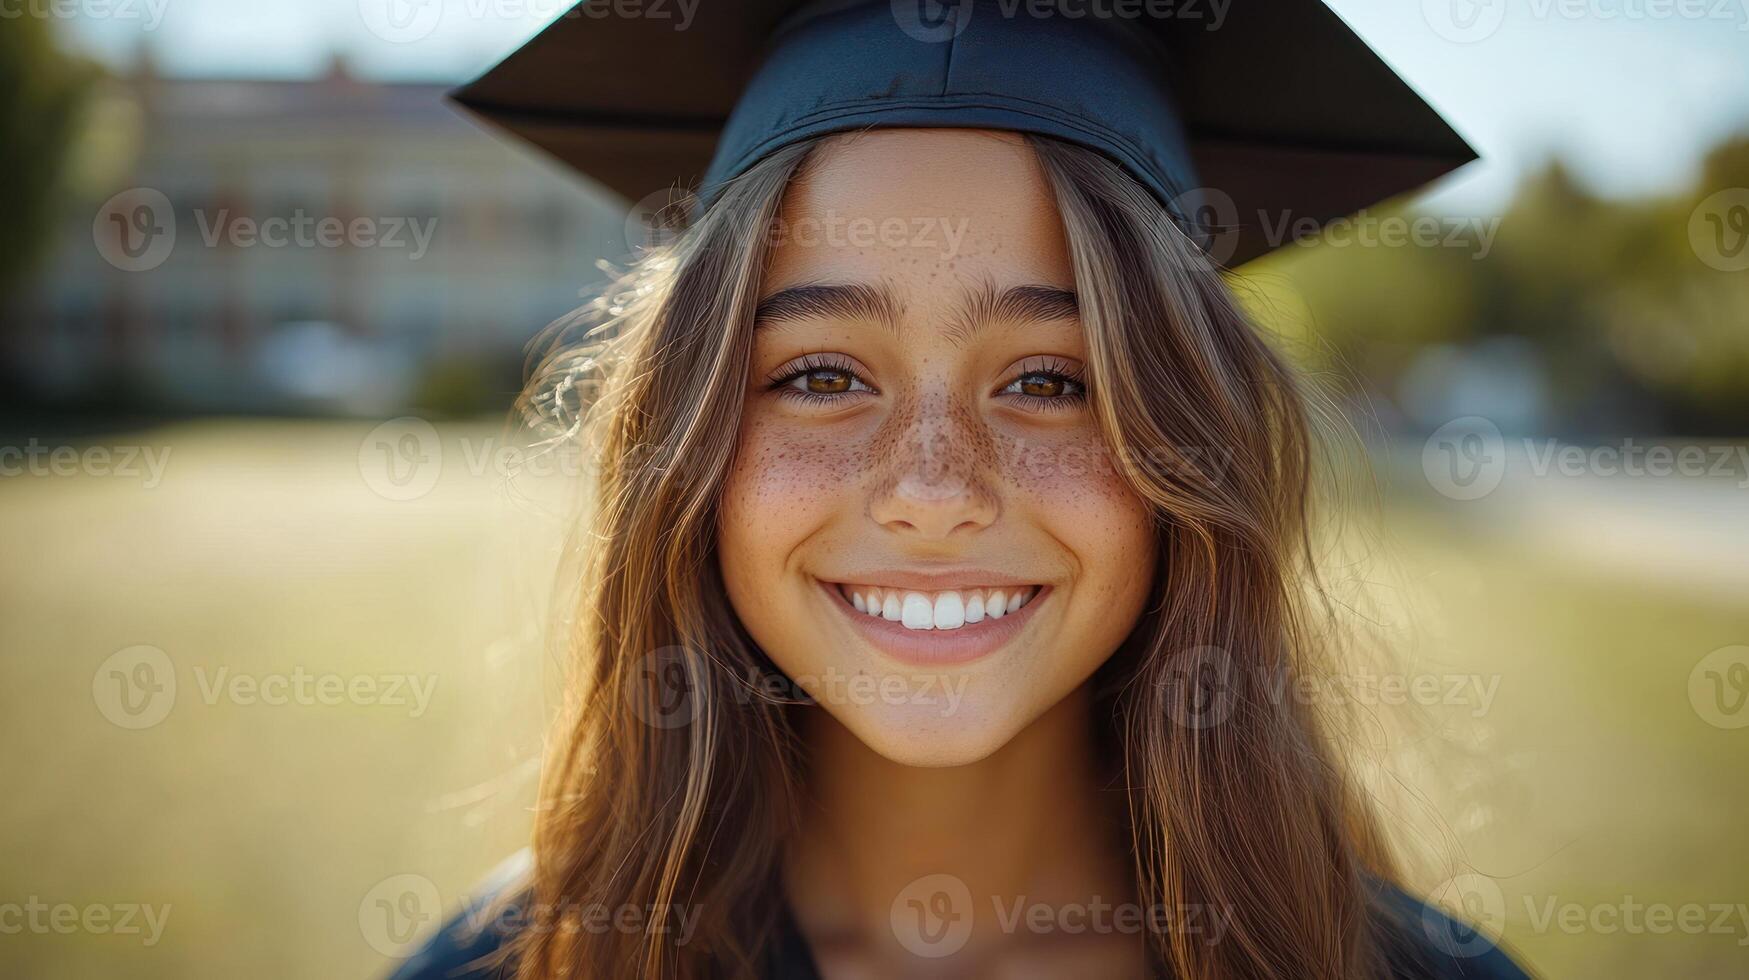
[839,723,1020,769]
[802,688,1034,769]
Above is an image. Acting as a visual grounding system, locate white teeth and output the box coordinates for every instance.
[840,584,1040,631]
[986,591,1007,618]
[901,593,934,629]
[933,591,965,630]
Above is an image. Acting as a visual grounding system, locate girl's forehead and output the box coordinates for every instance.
[788,129,1048,212]
[764,130,1073,292]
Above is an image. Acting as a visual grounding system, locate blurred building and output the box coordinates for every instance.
[3,55,625,416]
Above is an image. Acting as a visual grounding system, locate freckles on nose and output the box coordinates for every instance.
[899,416,964,498]
[872,393,998,500]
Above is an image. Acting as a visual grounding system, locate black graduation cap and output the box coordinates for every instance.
[452,0,1475,265]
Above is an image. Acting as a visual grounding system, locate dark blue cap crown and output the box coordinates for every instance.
[703,0,1199,223]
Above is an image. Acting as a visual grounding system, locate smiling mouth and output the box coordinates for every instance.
[831,583,1042,631]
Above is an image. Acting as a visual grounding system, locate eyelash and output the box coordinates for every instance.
[763,354,1088,411]
[999,356,1088,413]
[765,354,875,406]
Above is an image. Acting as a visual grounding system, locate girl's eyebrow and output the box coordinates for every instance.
[944,283,1080,347]
[753,283,903,332]
[753,282,1080,343]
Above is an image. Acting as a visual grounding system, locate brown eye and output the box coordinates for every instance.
[806,369,853,394]
[997,360,1087,410]
[1017,373,1065,397]
[769,355,874,401]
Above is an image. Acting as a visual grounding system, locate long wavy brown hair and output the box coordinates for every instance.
[505,132,1430,979]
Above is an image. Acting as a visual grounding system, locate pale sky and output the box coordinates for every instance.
[61,0,1749,213]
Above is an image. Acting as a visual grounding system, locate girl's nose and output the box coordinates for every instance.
[867,404,999,540]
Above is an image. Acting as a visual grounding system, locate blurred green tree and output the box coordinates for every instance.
[0,15,97,300]
[1246,135,1749,436]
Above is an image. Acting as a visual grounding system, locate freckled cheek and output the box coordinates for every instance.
[719,416,876,547]
[999,429,1156,586]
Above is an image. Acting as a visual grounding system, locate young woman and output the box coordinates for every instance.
[400,3,1533,978]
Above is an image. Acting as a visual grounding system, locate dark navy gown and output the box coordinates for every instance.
[386,853,1532,980]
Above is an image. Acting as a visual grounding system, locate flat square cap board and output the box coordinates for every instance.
[451,0,1476,265]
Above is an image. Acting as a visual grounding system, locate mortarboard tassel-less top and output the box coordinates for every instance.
[452,0,1476,265]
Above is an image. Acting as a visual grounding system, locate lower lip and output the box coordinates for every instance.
[818,581,1050,667]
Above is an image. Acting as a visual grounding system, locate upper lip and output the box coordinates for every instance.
[819,569,1044,591]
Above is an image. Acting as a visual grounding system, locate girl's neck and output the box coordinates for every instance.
[784,684,1141,974]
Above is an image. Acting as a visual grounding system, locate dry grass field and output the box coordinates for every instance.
[1,419,1745,977]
